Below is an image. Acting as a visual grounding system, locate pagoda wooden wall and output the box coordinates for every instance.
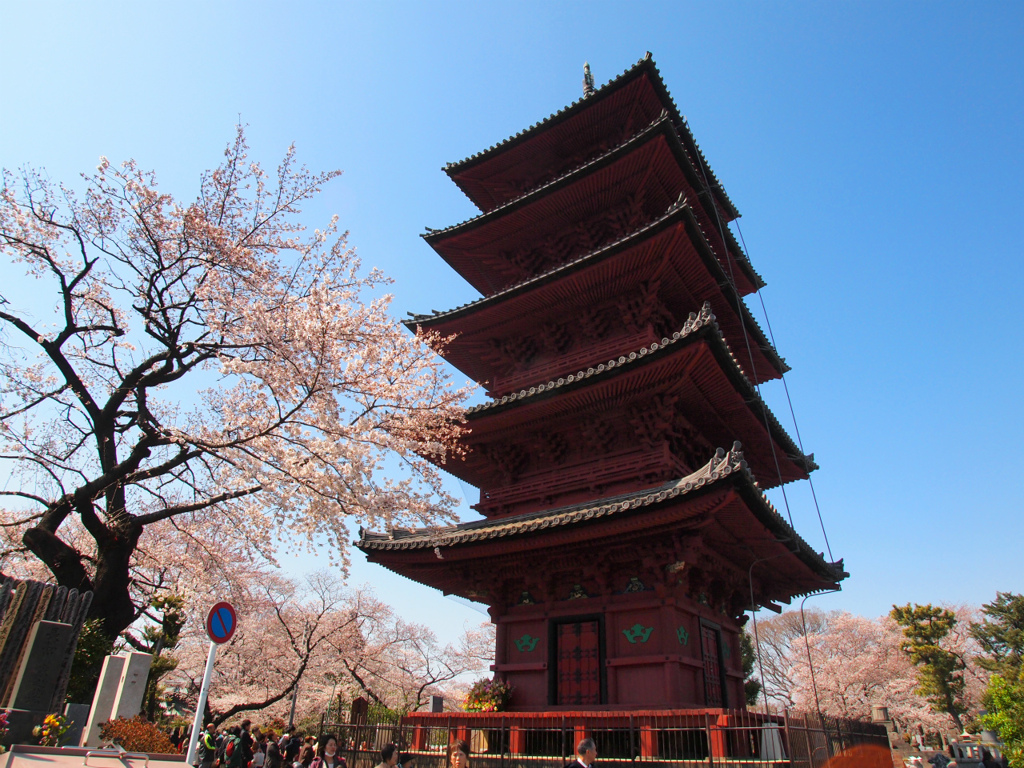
[492,592,744,710]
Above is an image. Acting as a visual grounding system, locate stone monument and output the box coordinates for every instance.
[80,655,125,747]
[80,652,153,747]
[0,575,93,745]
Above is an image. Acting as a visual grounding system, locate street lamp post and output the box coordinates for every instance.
[324,673,339,726]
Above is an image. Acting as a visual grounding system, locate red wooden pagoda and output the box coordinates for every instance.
[358,54,845,711]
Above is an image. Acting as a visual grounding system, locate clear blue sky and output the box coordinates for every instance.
[2,2,1022,643]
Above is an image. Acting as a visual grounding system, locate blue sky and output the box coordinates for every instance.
[2,2,1022,644]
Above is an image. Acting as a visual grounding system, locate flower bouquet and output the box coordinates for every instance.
[33,713,70,747]
[463,678,513,712]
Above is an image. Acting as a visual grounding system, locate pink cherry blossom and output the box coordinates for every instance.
[0,127,470,640]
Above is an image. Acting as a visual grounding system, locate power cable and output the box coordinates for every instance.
[682,118,796,529]
[732,221,836,563]
[680,117,842,723]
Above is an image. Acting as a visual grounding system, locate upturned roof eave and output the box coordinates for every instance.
[406,202,787,378]
[456,303,811,475]
[428,112,761,293]
[406,199,690,327]
[425,113,677,245]
[356,447,842,586]
[442,54,740,221]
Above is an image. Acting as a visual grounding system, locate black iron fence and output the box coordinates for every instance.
[319,709,890,768]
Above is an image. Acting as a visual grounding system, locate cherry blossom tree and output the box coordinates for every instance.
[787,612,925,724]
[327,589,494,711]
[168,572,492,723]
[171,570,352,724]
[748,608,829,709]
[751,608,988,738]
[0,129,468,640]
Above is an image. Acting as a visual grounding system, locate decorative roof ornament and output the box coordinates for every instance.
[582,62,595,97]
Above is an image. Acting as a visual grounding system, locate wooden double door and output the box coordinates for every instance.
[553,618,602,705]
[700,621,727,707]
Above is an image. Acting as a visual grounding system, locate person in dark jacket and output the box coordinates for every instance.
[563,738,596,768]
[265,740,283,768]
[285,733,303,766]
[239,720,255,767]
[196,723,218,768]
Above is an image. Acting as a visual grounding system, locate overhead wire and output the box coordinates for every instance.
[732,221,835,563]
[681,116,841,718]
[683,118,797,530]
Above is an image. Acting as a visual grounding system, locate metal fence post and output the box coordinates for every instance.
[704,711,712,768]
[628,714,635,763]
[560,716,566,765]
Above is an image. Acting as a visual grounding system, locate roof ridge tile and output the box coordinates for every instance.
[357,444,841,582]
[443,56,653,171]
[426,113,673,241]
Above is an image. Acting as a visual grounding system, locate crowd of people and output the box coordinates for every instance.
[183,723,477,768]
[180,723,597,768]
[186,720,344,768]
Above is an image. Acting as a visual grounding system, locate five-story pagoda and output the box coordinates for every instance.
[357,54,845,711]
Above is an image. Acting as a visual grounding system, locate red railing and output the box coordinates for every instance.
[320,708,891,768]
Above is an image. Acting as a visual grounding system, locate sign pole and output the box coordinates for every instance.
[186,602,236,766]
[186,640,217,766]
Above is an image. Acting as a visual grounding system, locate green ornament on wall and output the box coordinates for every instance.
[623,623,653,644]
[514,634,539,652]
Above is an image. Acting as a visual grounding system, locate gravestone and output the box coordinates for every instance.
[63,702,91,748]
[759,722,786,761]
[8,620,74,710]
[110,652,152,720]
[0,575,93,714]
[81,654,126,746]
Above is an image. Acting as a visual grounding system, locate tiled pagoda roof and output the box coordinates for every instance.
[357,444,844,588]
[444,53,740,221]
[458,302,813,479]
[425,114,763,295]
[407,199,788,384]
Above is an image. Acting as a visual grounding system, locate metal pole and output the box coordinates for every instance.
[186,642,218,766]
[288,682,299,730]
[325,676,339,727]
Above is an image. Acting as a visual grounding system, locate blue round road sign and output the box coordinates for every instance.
[206,601,237,644]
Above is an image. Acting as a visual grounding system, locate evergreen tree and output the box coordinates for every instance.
[138,595,185,720]
[973,593,1024,766]
[971,592,1024,678]
[741,631,762,707]
[890,603,967,732]
[980,674,1024,768]
[65,619,115,704]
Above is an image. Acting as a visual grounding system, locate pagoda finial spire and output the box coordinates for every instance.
[582,62,595,97]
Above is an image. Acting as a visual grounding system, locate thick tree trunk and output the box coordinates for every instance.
[89,524,144,640]
[25,519,143,642]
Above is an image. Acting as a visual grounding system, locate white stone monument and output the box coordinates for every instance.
[80,651,153,746]
[110,652,153,720]
[80,654,125,746]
